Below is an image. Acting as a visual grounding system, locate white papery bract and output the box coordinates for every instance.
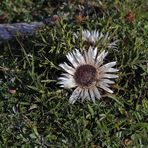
[58,47,118,104]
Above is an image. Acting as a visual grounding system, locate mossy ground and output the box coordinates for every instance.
[0,0,148,147]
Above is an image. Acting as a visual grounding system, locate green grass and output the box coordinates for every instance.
[0,0,148,147]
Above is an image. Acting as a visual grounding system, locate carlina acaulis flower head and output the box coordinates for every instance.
[74,29,118,50]
[58,47,119,104]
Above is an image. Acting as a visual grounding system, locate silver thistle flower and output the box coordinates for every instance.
[58,47,118,104]
[74,29,118,50]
